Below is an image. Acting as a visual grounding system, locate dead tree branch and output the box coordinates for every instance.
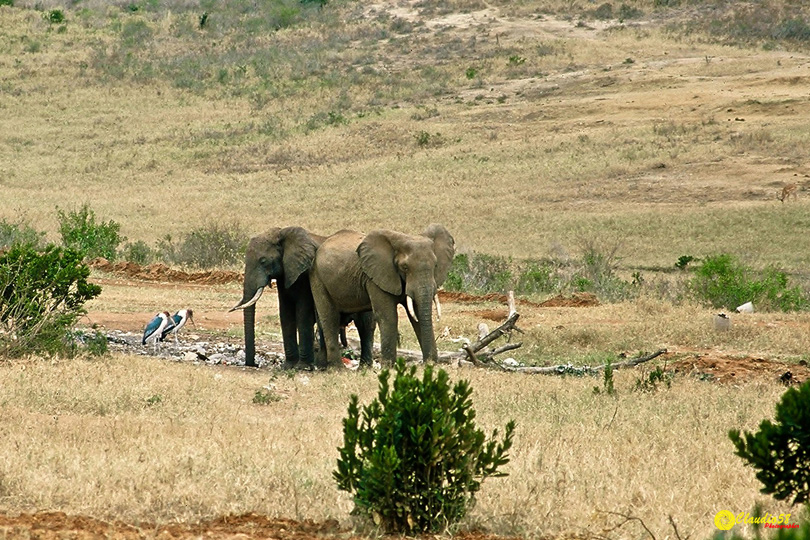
[501,349,667,375]
[462,312,521,363]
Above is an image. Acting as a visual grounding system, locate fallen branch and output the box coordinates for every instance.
[500,349,667,375]
[462,312,521,364]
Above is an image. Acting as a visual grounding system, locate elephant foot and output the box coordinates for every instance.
[280,360,299,371]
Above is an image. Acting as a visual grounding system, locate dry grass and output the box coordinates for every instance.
[0,353,796,538]
[1,4,810,271]
[3,0,810,536]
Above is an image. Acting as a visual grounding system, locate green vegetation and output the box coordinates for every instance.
[0,244,101,357]
[335,359,515,533]
[729,381,810,506]
[57,204,124,262]
[690,254,808,313]
[156,222,248,269]
[0,218,45,250]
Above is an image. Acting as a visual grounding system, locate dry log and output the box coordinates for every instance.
[500,349,667,375]
[462,312,521,362]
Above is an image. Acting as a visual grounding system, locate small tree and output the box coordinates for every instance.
[729,381,810,505]
[0,244,101,356]
[334,359,515,534]
[57,203,124,261]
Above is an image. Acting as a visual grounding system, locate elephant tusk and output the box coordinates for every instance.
[406,296,418,322]
[434,293,442,321]
[229,287,264,312]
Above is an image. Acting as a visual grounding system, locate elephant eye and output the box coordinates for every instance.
[259,256,268,265]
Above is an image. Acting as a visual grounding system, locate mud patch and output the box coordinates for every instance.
[668,353,809,385]
[0,512,520,540]
[89,258,242,285]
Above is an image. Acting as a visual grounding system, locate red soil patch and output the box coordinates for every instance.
[0,512,521,540]
[88,258,242,285]
[667,352,809,386]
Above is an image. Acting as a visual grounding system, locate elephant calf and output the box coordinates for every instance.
[310,224,455,367]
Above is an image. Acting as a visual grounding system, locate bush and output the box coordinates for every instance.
[121,240,155,265]
[0,218,45,250]
[57,204,124,261]
[0,244,101,357]
[157,222,248,269]
[729,381,810,505]
[690,254,808,312]
[334,359,515,534]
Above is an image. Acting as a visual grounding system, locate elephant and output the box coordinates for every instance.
[309,224,455,367]
[230,227,375,369]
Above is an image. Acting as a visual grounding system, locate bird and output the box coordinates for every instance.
[143,311,173,352]
[161,309,195,344]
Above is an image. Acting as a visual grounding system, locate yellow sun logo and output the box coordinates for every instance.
[715,510,736,531]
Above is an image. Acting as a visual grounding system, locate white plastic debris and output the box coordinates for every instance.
[735,301,754,313]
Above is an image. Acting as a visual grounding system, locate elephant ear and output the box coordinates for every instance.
[358,230,402,296]
[280,226,318,289]
[423,224,455,286]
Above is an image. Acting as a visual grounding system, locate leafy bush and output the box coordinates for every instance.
[0,218,45,250]
[690,254,808,312]
[57,204,124,261]
[0,0,13,6]
[729,381,810,506]
[0,244,101,357]
[121,240,155,265]
[157,222,248,269]
[334,359,515,534]
[45,9,65,24]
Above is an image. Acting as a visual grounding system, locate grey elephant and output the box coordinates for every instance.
[310,224,455,367]
[230,227,374,369]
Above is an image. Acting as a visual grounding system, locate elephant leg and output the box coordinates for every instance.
[277,290,300,369]
[314,316,327,366]
[353,311,376,365]
[369,286,398,365]
[311,279,342,369]
[405,305,423,349]
[295,299,316,368]
[338,313,349,348]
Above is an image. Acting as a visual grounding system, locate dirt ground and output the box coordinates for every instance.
[6,259,804,540]
[8,2,810,536]
[0,512,530,540]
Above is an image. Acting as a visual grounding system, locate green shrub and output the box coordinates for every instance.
[57,204,124,261]
[45,9,65,24]
[157,222,248,269]
[0,218,45,250]
[0,0,13,6]
[121,240,155,265]
[334,359,515,534]
[690,254,808,312]
[729,381,810,505]
[0,244,101,357]
[81,329,109,356]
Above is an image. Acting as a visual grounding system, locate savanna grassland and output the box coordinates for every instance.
[2,0,810,538]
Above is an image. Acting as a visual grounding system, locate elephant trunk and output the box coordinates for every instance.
[415,293,437,362]
[243,304,256,367]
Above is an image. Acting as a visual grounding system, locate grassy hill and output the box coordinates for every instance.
[2,0,810,274]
